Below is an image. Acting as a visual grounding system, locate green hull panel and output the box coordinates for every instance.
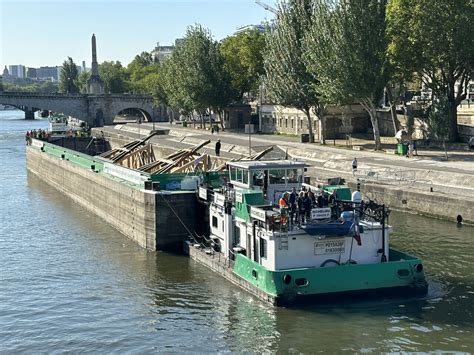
[233,249,427,302]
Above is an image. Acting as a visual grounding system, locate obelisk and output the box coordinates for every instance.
[86,33,104,94]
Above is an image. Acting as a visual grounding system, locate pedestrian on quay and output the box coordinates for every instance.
[352,157,358,174]
[215,139,221,156]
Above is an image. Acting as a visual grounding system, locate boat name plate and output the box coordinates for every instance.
[311,208,331,220]
[314,240,345,255]
[31,139,44,149]
[250,206,266,222]
[214,193,225,207]
[199,186,207,200]
[235,191,243,203]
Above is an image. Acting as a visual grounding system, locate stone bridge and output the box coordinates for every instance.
[0,91,166,126]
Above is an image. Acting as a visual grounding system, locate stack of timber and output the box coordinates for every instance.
[99,132,274,174]
[99,132,159,169]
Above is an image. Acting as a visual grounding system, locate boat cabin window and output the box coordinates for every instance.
[287,168,302,183]
[259,238,267,259]
[229,167,250,186]
[268,169,286,184]
[252,170,265,187]
[212,216,218,228]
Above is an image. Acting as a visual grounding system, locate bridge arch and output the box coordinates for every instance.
[113,107,152,123]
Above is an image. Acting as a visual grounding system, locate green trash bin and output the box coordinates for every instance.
[397,143,408,156]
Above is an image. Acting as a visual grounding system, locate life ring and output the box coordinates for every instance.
[320,259,340,267]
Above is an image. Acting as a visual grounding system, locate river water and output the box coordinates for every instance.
[0,110,473,353]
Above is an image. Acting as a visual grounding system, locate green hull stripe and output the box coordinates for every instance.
[233,249,427,297]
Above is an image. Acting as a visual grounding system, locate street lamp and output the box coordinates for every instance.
[249,115,252,157]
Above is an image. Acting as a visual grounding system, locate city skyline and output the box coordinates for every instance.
[0,0,275,69]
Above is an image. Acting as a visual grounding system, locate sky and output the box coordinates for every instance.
[0,0,276,69]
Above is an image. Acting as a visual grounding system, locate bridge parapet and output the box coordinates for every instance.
[0,91,158,126]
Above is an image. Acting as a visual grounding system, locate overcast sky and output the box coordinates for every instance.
[0,0,275,69]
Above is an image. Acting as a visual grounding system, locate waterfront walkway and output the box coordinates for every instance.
[98,122,474,223]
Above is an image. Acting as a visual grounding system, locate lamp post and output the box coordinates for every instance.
[248,116,252,157]
[152,105,155,132]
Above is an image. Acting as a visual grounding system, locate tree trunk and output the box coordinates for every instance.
[385,86,400,134]
[316,106,326,144]
[359,99,381,150]
[447,102,459,142]
[369,106,381,150]
[443,139,448,160]
[305,110,314,143]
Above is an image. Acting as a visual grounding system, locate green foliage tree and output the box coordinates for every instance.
[77,71,90,93]
[98,61,130,93]
[161,25,235,128]
[59,57,79,94]
[220,28,266,100]
[387,0,473,142]
[264,0,322,143]
[428,96,450,160]
[127,52,161,93]
[305,0,389,150]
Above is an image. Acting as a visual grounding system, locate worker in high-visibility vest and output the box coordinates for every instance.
[279,192,289,226]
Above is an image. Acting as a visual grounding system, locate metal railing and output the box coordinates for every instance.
[354,168,417,185]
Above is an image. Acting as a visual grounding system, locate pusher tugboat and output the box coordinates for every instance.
[185,159,428,306]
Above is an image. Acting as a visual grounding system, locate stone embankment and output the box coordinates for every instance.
[94,124,474,224]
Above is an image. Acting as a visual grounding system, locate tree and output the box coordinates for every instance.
[220,28,266,101]
[127,52,161,93]
[387,0,474,142]
[264,0,322,143]
[98,61,130,93]
[77,71,90,93]
[428,96,450,160]
[59,57,79,94]
[161,25,235,128]
[305,0,389,150]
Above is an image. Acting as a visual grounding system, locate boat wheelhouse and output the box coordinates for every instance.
[187,159,428,305]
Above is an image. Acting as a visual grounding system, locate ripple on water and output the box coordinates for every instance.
[1,111,473,353]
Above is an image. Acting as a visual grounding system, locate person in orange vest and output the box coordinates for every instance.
[279,192,289,226]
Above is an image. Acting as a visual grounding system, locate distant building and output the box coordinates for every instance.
[8,65,26,78]
[151,39,183,63]
[26,67,37,78]
[235,24,267,34]
[36,66,60,81]
[3,66,9,76]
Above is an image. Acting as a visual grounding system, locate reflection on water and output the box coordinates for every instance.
[0,111,473,352]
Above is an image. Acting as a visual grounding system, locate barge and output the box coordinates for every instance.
[186,160,428,306]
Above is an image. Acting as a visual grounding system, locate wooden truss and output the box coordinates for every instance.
[99,132,274,174]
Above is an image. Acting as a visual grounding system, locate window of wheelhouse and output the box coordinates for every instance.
[251,169,265,187]
[287,168,303,183]
[268,169,286,184]
[229,166,250,186]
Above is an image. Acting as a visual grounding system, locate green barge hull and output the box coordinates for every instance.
[186,242,427,306]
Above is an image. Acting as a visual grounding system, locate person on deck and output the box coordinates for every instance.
[289,187,298,225]
[279,192,289,226]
